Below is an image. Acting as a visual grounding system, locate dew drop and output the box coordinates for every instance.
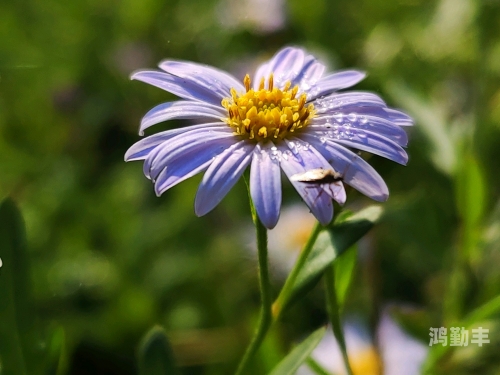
[360,116,368,124]
[333,113,343,122]
[347,113,357,122]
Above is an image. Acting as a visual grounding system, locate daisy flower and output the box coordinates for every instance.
[125,47,412,229]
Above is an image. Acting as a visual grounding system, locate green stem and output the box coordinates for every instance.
[325,264,354,375]
[272,222,323,321]
[235,200,272,375]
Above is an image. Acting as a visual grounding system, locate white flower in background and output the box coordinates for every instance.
[298,314,428,375]
[267,204,317,277]
[217,0,286,34]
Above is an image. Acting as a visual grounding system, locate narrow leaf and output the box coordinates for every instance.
[138,326,179,375]
[0,198,41,375]
[334,246,357,309]
[284,206,382,310]
[46,326,68,375]
[269,326,326,375]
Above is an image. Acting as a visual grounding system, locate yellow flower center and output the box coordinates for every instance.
[221,74,315,142]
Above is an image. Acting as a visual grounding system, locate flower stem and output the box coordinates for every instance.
[324,264,354,375]
[272,222,323,321]
[235,198,272,375]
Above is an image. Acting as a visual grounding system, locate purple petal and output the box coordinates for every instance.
[253,47,305,89]
[322,182,346,205]
[250,142,282,229]
[343,106,413,128]
[385,108,414,126]
[131,70,223,106]
[195,141,254,216]
[311,113,408,146]
[139,101,226,135]
[154,136,236,195]
[309,70,366,99]
[278,141,334,225]
[144,128,235,180]
[302,134,389,201]
[159,60,245,98]
[308,128,408,164]
[314,92,387,114]
[124,122,228,161]
[291,54,326,89]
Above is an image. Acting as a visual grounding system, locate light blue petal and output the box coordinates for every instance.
[131,70,222,106]
[250,142,282,229]
[159,60,245,97]
[144,128,235,180]
[323,182,346,205]
[341,106,413,128]
[291,54,326,89]
[301,134,389,201]
[309,70,366,99]
[194,141,254,216]
[277,141,334,225]
[314,92,387,114]
[253,47,305,89]
[139,101,225,135]
[311,114,408,147]
[386,108,414,126]
[154,136,236,195]
[307,128,408,164]
[124,122,228,161]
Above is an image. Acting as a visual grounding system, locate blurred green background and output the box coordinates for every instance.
[1,0,500,374]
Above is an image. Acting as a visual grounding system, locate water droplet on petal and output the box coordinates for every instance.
[347,113,357,122]
[333,113,343,122]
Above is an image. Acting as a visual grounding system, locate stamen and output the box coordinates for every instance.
[259,77,265,90]
[221,73,315,142]
[244,74,251,92]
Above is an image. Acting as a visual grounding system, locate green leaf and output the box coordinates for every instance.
[284,206,382,310]
[138,326,179,375]
[46,326,68,375]
[334,246,357,309]
[462,294,500,330]
[0,198,42,375]
[455,153,486,227]
[385,80,456,175]
[269,326,326,375]
[305,357,331,375]
[455,152,486,263]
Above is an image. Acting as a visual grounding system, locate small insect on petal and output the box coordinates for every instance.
[291,168,347,205]
[290,168,343,183]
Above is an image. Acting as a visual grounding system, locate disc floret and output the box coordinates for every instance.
[221,74,315,142]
